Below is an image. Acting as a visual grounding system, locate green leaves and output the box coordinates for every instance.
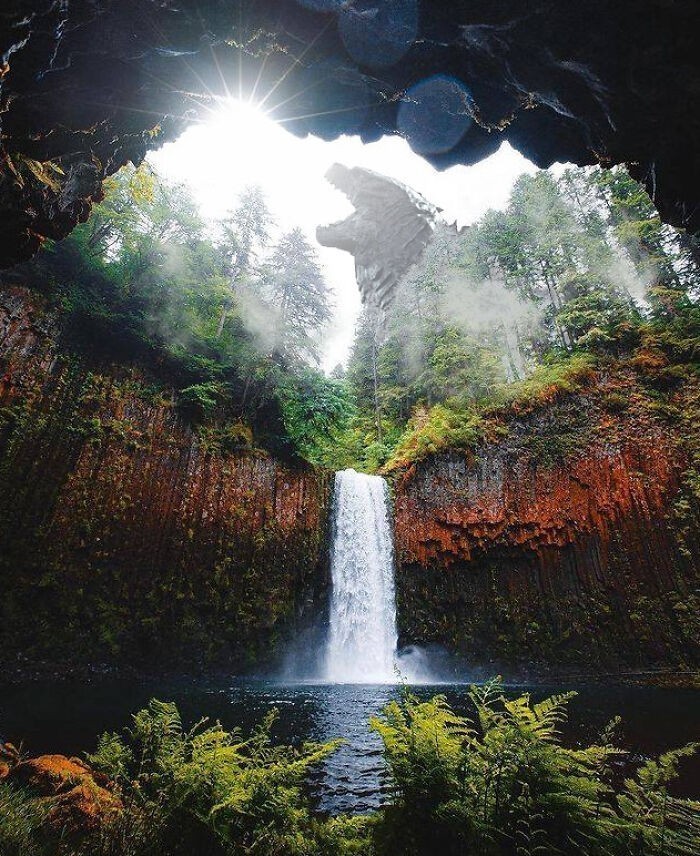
[371,682,700,856]
[3,692,699,856]
[343,163,699,474]
[85,699,341,856]
[277,368,353,465]
[178,381,226,420]
[616,745,700,856]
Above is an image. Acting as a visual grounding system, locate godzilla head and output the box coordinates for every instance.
[316,164,362,253]
[316,163,438,313]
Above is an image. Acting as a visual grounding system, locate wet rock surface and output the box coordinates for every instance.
[0,286,331,675]
[1,1,699,268]
[393,375,700,675]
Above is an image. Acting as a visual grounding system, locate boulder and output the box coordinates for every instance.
[7,754,122,836]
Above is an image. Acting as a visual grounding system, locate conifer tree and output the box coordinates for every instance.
[266,228,332,365]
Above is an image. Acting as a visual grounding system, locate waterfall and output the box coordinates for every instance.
[325,469,398,683]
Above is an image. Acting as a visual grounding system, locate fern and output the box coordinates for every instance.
[371,685,699,856]
[3,693,699,856]
[615,744,700,856]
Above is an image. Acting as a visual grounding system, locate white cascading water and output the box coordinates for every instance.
[325,469,398,683]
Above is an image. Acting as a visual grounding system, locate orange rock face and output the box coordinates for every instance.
[0,286,330,673]
[10,754,93,790]
[393,376,700,674]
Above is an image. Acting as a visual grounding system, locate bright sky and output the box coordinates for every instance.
[149,99,537,370]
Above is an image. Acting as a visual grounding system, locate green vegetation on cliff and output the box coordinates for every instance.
[7,166,351,463]
[1,158,699,677]
[1,685,698,856]
[5,163,697,474]
[333,167,699,474]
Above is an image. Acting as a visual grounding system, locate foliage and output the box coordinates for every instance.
[0,701,372,855]
[266,228,333,366]
[0,783,47,856]
[492,351,597,412]
[178,381,226,420]
[385,405,488,472]
[276,368,354,467]
[14,166,339,463]
[344,165,698,472]
[384,352,596,472]
[84,699,348,856]
[10,158,698,471]
[3,690,698,856]
[371,681,700,856]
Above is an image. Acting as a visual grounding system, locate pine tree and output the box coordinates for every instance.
[266,228,332,365]
[216,184,273,337]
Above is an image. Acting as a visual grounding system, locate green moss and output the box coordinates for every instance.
[196,421,254,455]
[0,353,332,673]
[518,406,591,468]
[384,353,597,473]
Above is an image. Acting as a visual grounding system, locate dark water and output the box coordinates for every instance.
[1,678,699,813]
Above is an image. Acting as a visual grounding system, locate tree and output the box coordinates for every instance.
[13,165,344,462]
[277,367,353,464]
[588,167,699,319]
[215,185,273,337]
[266,228,332,365]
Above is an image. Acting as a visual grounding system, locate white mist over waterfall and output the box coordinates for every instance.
[325,469,398,683]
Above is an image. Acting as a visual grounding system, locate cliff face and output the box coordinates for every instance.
[3,287,699,679]
[393,378,700,675]
[0,287,331,674]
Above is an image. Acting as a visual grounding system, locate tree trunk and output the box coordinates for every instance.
[370,319,383,444]
[216,305,228,338]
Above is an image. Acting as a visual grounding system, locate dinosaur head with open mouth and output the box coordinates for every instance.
[317,164,438,316]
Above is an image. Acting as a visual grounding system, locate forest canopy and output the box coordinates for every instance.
[10,166,349,462]
[337,166,700,472]
[8,162,699,470]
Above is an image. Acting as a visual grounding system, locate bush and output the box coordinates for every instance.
[177,382,225,420]
[85,700,340,856]
[0,700,352,856]
[370,680,700,856]
[2,691,698,856]
[384,405,488,472]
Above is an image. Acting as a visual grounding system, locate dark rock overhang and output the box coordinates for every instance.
[1,0,698,269]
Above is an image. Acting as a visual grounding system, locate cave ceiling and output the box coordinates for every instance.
[0,0,698,269]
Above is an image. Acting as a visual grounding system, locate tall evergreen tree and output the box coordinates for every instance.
[216,185,273,337]
[266,228,332,365]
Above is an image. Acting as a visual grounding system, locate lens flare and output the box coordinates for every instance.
[398,75,474,155]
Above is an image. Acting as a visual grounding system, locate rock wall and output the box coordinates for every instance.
[393,379,700,676]
[0,287,331,675]
[3,285,699,679]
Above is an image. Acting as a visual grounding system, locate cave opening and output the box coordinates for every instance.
[2,0,698,269]
[1,2,699,847]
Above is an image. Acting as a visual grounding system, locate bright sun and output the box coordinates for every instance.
[206,98,283,180]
